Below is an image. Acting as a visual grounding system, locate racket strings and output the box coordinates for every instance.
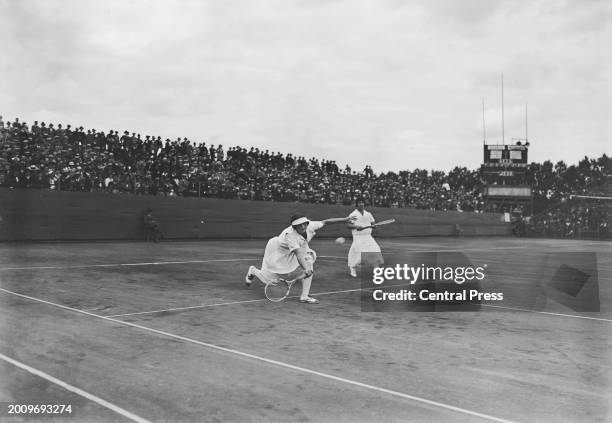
[265,280,291,302]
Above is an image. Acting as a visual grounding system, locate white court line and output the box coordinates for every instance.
[104,284,416,318]
[0,247,526,271]
[106,281,612,321]
[2,251,607,323]
[0,287,516,423]
[391,246,527,252]
[105,299,268,317]
[320,246,526,261]
[0,258,255,271]
[0,352,151,423]
[480,304,612,322]
[381,242,525,250]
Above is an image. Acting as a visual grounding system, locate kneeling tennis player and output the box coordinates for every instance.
[246,214,354,304]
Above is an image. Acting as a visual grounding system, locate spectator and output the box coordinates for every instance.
[143,208,163,242]
[0,116,609,240]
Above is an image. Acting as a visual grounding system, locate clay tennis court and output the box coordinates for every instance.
[1,237,610,422]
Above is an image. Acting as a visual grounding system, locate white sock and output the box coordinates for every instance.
[300,276,313,299]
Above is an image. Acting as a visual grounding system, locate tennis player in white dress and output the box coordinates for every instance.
[347,199,384,277]
[246,214,355,303]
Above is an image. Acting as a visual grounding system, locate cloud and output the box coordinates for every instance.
[1,0,609,171]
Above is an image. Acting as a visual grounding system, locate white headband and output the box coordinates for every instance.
[291,217,309,226]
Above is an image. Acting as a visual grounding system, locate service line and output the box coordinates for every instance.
[0,258,255,271]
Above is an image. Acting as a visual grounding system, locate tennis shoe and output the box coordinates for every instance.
[245,266,256,286]
[299,296,319,304]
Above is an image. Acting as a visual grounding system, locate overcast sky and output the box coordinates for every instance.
[1,0,610,172]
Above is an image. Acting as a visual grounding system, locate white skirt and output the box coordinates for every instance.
[348,234,382,267]
[262,237,316,275]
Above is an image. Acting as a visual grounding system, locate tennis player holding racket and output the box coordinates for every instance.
[245,213,355,304]
[347,198,385,277]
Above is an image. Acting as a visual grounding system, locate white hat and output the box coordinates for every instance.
[291,216,309,226]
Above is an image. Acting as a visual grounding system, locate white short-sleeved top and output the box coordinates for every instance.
[349,209,375,236]
[262,221,324,273]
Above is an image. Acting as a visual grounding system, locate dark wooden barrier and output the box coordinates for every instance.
[0,188,511,241]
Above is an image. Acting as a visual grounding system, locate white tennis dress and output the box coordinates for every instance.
[348,209,382,268]
[259,221,323,281]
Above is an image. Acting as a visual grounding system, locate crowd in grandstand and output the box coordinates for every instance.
[0,116,484,211]
[526,184,611,239]
[525,156,611,239]
[527,201,609,239]
[1,115,610,238]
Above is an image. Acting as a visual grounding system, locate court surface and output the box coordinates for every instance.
[0,236,610,422]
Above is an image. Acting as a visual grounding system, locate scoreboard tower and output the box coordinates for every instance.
[480,143,532,215]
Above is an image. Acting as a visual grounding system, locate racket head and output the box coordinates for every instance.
[264,279,291,302]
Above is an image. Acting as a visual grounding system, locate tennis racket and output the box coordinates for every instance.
[264,273,308,302]
[358,218,395,230]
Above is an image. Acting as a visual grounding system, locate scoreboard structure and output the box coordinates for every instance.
[481,144,528,181]
[480,144,532,215]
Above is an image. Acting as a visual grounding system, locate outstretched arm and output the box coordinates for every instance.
[321,216,355,227]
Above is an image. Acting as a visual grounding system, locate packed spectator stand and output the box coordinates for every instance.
[0,116,484,211]
[1,116,610,238]
[526,182,611,239]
